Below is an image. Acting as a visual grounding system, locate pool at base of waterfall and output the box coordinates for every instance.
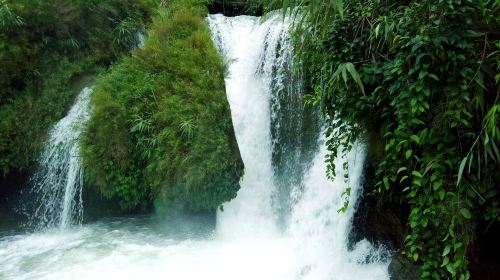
[0,216,388,280]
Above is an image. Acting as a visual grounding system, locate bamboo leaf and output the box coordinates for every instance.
[490,139,500,163]
[456,156,468,186]
[345,62,365,95]
[283,0,289,18]
[468,153,473,173]
[341,64,347,86]
[474,75,487,90]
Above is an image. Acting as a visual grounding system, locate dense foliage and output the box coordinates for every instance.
[276,0,499,278]
[0,0,153,177]
[81,0,244,212]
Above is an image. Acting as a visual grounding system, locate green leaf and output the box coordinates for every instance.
[400,175,409,183]
[456,156,468,186]
[410,135,420,144]
[345,62,365,95]
[412,253,419,262]
[463,30,483,37]
[468,153,474,173]
[433,179,443,190]
[411,171,423,178]
[397,167,407,174]
[446,263,455,275]
[375,24,380,38]
[442,245,451,256]
[441,256,450,267]
[383,176,389,190]
[439,190,445,200]
[406,150,413,159]
[428,73,439,81]
[460,208,472,219]
[282,0,289,18]
[341,64,347,85]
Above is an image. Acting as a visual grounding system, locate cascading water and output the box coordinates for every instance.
[25,30,146,231]
[29,87,93,230]
[0,14,390,280]
[208,13,389,279]
[209,15,280,239]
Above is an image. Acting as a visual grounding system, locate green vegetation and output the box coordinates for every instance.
[4,0,498,277]
[0,0,153,177]
[273,0,499,278]
[81,0,244,212]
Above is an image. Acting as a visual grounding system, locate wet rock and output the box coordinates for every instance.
[388,253,420,280]
[349,163,408,251]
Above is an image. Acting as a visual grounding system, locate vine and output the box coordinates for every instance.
[275,0,500,278]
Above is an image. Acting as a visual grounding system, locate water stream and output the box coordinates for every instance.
[0,15,389,280]
[28,87,93,230]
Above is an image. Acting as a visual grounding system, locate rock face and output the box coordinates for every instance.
[349,163,420,279]
[349,164,407,251]
[0,171,27,232]
[468,221,500,280]
[351,163,500,280]
[388,253,420,280]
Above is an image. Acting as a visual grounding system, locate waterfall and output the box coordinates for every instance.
[209,15,278,239]
[24,29,148,231]
[29,87,93,230]
[208,14,389,279]
[0,14,391,280]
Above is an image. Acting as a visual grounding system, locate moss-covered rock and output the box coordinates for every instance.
[81,0,244,212]
[0,0,153,179]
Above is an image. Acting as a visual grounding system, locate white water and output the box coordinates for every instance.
[210,15,279,239]
[208,14,389,279]
[0,15,389,280]
[29,87,93,229]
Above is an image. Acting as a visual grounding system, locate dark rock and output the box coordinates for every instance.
[469,220,500,280]
[349,162,417,277]
[388,253,420,280]
[0,170,28,199]
[208,0,263,16]
[349,163,408,251]
[0,170,28,233]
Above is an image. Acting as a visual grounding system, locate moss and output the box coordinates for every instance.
[0,54,100,175]
[82,0,244,212]
[0,0,154,178]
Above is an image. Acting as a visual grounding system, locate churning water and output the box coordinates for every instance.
[0,15,389,280]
